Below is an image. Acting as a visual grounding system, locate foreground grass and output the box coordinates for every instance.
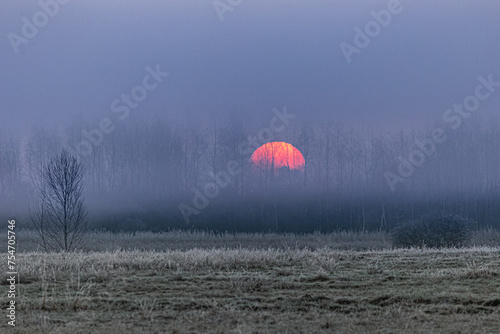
[1,247,500,333]
[12,228,500,252]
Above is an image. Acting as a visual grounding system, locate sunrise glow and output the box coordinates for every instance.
[251,142,305,172]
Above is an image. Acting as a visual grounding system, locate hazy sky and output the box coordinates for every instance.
[1,0,499,135]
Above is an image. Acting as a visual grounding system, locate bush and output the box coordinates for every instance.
[392,214,476,248]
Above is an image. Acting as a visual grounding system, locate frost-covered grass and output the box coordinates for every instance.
[10,227,500,252]
[2,245,500,333]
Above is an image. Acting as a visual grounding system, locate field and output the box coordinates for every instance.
[2,231,500,333]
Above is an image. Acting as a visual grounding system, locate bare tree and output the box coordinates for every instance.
[31,150,88,252]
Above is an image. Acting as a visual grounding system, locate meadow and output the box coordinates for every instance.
[11,228,500,252]
[1,230,500,333]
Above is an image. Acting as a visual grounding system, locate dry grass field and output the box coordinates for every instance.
[2,231,500,333]
[11,228,500,252]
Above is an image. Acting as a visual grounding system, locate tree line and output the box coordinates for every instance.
[1,114,500,233]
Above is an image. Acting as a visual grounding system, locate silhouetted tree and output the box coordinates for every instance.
[31,150,88,251]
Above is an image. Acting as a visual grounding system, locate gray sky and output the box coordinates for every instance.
[1,0,500,135]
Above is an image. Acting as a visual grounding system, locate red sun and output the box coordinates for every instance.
[251,142,305,171]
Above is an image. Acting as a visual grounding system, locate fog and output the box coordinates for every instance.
[1,0,500,232]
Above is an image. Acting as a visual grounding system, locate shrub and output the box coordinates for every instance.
[391,214,476,248]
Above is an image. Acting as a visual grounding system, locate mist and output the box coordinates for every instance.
[1,0,500,233]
